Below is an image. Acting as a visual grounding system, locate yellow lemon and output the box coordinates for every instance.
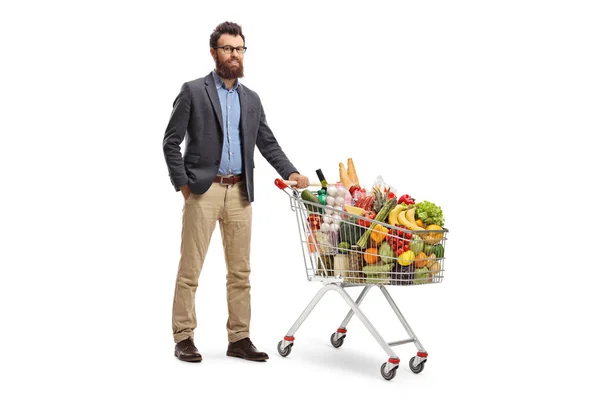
[397,250,416,266]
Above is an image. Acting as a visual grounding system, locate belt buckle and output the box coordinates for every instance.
[219,175,233,187]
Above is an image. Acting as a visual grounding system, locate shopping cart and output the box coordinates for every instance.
[273,178,448,380]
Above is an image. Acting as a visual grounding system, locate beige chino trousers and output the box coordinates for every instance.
[172,181,252,344]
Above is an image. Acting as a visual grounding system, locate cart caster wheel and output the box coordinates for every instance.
[277,340,293,357]
[380,363,397,381]
[330,333,345,348]
[409,356,426,374]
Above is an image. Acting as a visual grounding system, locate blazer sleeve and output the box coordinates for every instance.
[163,83,191,191]
[255,102,298,180]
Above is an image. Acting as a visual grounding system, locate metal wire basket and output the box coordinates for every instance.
[275,179,448,286]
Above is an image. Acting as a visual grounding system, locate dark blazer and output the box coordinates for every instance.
[163,72,298,202]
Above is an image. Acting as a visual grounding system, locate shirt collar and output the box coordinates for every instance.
[212,70,239,91]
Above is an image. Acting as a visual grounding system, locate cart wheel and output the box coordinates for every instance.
[330,333,345,348]
[380,363,397,381]
[277,340,292,357]
[409,356,426,374]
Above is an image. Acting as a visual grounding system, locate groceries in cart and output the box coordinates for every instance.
[299,158,447,286]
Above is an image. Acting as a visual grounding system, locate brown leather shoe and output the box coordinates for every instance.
[174,338,203,362]
[226,338,269,361]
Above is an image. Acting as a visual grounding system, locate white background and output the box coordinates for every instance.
[1,0,599,398]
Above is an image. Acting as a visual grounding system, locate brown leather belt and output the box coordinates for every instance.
[214,175,243,185]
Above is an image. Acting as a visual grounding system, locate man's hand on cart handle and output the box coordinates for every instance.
[288,172,310,189]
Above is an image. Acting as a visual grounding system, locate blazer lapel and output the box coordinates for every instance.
[238,84,248,138]
[205,72,224,135]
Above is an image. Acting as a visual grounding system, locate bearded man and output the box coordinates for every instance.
[162,21,309,363]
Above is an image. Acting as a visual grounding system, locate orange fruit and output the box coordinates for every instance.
[363,248,380,264]
[414,251,429,268]
[424,224,443,244]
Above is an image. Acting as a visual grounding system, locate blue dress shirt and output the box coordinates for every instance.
[212,71,242,175]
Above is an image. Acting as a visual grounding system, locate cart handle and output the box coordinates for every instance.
[274,178,321,190]
[274,178,295,189]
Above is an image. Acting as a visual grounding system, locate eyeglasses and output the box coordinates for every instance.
[213,45,247,54]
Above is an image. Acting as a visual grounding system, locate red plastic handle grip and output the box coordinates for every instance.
[275,178,299,189]
[274,178,288,190]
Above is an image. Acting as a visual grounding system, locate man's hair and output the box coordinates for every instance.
[210,22,245,48]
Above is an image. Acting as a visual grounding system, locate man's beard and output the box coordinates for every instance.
[215,56,244,80]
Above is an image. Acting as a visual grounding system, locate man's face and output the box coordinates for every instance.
[211,34,244,80]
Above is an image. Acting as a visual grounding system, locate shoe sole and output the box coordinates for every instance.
[175,352,203,362]
[226,352,269,361]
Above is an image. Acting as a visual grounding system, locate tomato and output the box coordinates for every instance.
[404,244,410,252]
[405,232,413,240]
[358,219,370,228]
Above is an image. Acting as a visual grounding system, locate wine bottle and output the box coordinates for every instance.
[315,169,328,190]
[315,169,328,205]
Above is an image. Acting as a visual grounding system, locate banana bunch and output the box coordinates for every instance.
[388,203,445,248]
[387,203,407,226]
[399,208,425,232]
[388,204,425,232]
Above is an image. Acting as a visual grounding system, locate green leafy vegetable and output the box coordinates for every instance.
[415,200,445,226]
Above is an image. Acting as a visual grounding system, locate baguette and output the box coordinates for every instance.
[339,162,352,188]
[347,158,359,186]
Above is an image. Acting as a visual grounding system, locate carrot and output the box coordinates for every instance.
[307,235,317,253]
